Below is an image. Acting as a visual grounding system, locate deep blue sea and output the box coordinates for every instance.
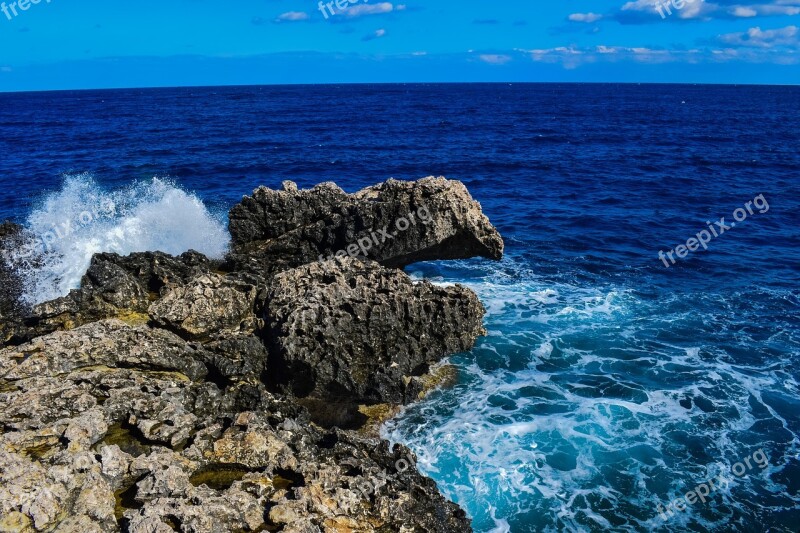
[1,84,799,532]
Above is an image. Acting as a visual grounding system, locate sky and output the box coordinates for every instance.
[0,0,798,91]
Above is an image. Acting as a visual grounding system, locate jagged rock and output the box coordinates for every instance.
[18,259,152,343]
[265,257,486,404]
[0,178,502,532]
[201,335,269,385]
[96,251,218,298]
[0,320,208,384]
[0,222,24,313]
[122,411,470,533]
[148,273,258,340]
[0,337,470,532]
[81,259,151,313]
[0,308,473,531]
[0,222,27,346]
[1,251,218,349]
[225,177,504,276]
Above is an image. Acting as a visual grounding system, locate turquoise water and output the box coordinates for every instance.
[385,256,799,531]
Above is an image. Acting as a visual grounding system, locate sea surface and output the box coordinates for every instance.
[1,83,799,532]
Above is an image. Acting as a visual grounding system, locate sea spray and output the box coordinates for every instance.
[9,174,230,305]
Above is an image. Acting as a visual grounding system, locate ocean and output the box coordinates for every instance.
[1,83,798,532]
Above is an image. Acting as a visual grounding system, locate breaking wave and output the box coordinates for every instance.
[7,174,230,305]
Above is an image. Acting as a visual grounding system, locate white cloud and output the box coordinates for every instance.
[515,40,798,67]
[678,0,713,19]
[518,47,585,68]
[738,4,800,16]
[620,0,667,16]
[732,6,759,16]
[621,0,714,19]
[362,28,387,41]
[275,11,310,22]
[568,12,604,23]
[617,0,800,22]
[346,2,403,17]
[478,54,512,65]
[718,24,800,47]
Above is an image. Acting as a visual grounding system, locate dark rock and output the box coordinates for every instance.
[225,177,504,277]
[0,222,25,339]
[81,258,151,312]
[1,251,218,348]
[264,257,486,404]
[200,336,270,386]
[97,250,219,297]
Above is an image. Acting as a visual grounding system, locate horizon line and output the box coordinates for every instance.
[2,80,799,95]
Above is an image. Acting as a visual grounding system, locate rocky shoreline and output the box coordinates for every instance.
[0,177,503,533]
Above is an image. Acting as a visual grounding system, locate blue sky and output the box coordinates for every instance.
[0,0,798,91]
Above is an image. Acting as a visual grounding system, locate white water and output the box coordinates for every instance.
[385,258,800,532]
[8,174,230,305]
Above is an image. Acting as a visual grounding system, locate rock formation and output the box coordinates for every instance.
[0,177,503,532]
[265,257,485,405]
[0,251,218,347]
[226,177,504,276]
[0,223,28,341]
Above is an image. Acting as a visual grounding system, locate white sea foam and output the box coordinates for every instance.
[383,257,799,532]
[9,174,230,305]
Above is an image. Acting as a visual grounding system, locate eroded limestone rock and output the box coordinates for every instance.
[265,257,485,404]
[148,273,258,340]
[226,177,504,276]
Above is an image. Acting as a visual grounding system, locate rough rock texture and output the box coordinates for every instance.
[97,250,219,299]
[0,251,217,348]
[266,257,485,404]
[0,177,504,532]
[149,273,259,340]
[226,177,504,276]
[0,222,23,306]
[0,222,25,345]
[0,320,212,384]
[0,320,471,532]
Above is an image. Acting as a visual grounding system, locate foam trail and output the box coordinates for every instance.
[383,257,800,532]
[9,174,230,305]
